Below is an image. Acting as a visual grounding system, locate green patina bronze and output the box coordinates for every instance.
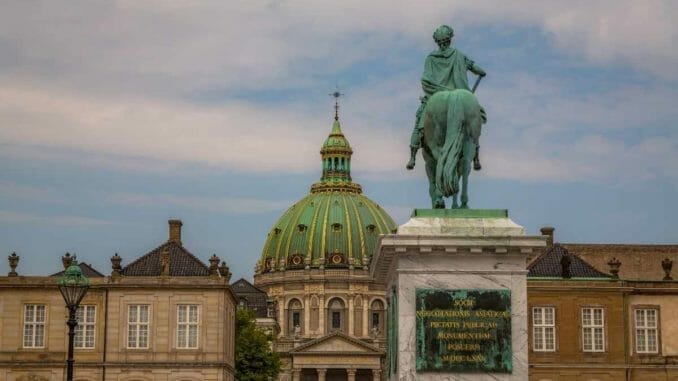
[416,289,512,373]
[411,209,508,218]
[407,25,487,210]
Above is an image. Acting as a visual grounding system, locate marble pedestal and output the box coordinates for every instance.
[371,210,546,381]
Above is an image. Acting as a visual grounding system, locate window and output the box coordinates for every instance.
[332,311,341,329]
[635,309,658,354]
[327,298,345,333]
[370,299,385,336]
[75,305,96,349]
[582,307,604,352]
[532,307,555,352]
[177,305,199,349]
[127,305,149,349]
[23,304,46,348]
[287,299,303,335]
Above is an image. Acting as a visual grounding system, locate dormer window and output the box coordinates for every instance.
[332,223,342,232]
[298,224,307,233]
[366,224,376,233]
[273,228,282,235]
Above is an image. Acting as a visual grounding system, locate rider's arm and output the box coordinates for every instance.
[465,57,486,77]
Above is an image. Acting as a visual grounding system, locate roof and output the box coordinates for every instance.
[231,278,269,318]
[51,262,105,278]
[258,116,396,274]
[122,240,209,276]
[563,243,678,281]
[528,243,611,278]
[231,278,267,294]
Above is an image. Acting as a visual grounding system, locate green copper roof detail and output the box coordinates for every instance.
[257,111,397,274]
[314,117,359,193]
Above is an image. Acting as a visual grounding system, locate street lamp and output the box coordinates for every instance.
[57,260,90,381]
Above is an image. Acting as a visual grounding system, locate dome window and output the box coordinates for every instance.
[327,252,345,266]
[298,224,307,233]
[366,224,376,233]
[273,228,282,235]
[288,254,304,268]
[332,223,342,232]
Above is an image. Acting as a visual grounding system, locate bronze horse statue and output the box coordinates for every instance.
[419,89,485,209]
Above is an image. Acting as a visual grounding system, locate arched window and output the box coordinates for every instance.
[287,298,303,336]
[370,299,385,337]
[327,298,346,333]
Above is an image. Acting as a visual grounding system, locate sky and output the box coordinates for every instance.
[1,1,677,281]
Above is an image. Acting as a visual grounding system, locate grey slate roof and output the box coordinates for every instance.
[51,262,105,277]
[122,241,209,276]
[528,243,611,278]
[231,278,269,318]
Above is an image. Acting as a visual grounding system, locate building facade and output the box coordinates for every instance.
[0,220,237,381]
[253,111,396,381]
[527,228,678,381]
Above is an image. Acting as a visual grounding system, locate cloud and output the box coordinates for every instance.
[0,210,114,226]
[0,1,674,101]
[0,181,57,202]
[105,191,291,214]
[0,1,676,186]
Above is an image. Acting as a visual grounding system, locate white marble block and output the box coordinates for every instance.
[371,210,546,381]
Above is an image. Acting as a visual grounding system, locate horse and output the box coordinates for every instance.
[420,89,484,209]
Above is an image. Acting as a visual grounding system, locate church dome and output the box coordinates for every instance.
[257,107,396,274]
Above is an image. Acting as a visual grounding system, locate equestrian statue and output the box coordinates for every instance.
[406,25,487,209]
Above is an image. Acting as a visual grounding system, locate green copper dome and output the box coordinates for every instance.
[258,113,396,273]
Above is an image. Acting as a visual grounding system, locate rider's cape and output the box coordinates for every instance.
[421,48,473,95]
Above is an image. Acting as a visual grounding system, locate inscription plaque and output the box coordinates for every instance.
[416,288,512,373]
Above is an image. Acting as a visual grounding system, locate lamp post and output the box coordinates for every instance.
[57,260,90,381]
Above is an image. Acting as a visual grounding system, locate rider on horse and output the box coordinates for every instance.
[407,25,486,171]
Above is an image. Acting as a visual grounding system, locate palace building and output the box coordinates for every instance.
[253,107,397,381]
[526,228,678,381]
[0,220,237,381]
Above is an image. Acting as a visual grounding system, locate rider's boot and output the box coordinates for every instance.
[473,145,482,171]
[406,146,418,170]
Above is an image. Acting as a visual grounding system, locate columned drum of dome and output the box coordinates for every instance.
[256,113,396,274]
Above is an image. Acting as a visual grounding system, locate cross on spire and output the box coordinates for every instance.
[329,87,344,121]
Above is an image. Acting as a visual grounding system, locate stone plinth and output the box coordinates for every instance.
[371,209,545,381]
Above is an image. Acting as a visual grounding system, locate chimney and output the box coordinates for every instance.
[168,219,182,244]
[540,226,555,247]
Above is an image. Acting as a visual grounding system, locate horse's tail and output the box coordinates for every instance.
[435,92,465,197]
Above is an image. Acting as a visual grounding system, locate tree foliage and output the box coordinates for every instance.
[235,308,280,381]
